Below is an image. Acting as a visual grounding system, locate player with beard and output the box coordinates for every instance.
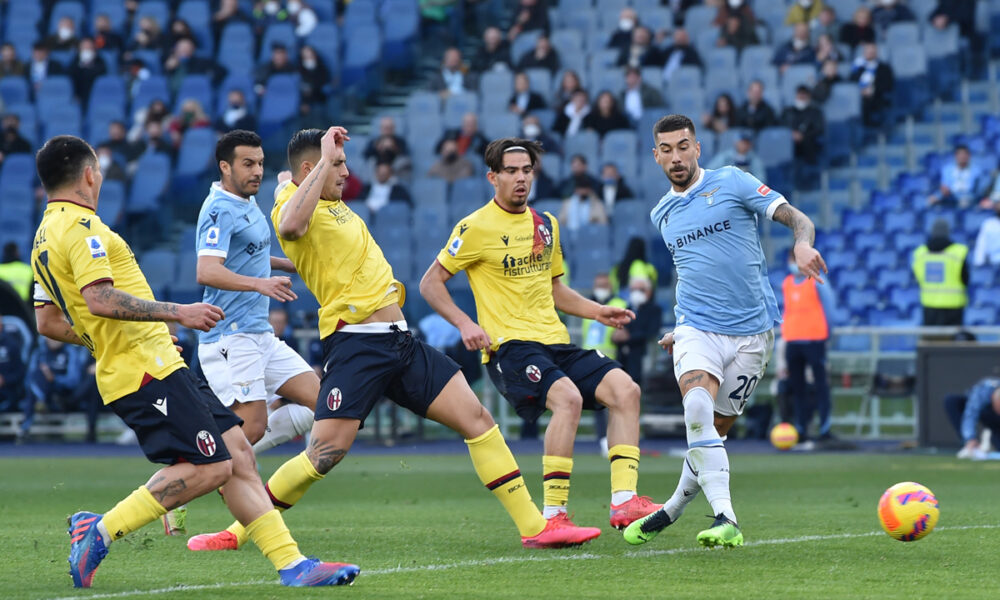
[624,114,827,548]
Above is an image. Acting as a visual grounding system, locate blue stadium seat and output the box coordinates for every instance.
[921,210,957,234]
[91,0,128,31]
[816,231,846,252]
[757,127,793,179]
[480,112,520,141]
[668,88,705,120]
[971,288,1000,308]
[177,1,213,51]
[885,22,921,48]
[5,17,40,60]
[131,1,171,38]
[88,74,126,116]
[139,250,178,296]
[875,269,912,293]
[175,74,214,112]
[668,65,703,92]
[889,287,920,313]
[924,24,960,100]
[853,232,885,252]
[218,23,256,76]
[894,232,924,253]
[479,70,513,112]
[891,47,929,118]
[0,78,30,106]
[965,306,998,326]
[842,210,876,234]
[845,288,879,314]
[562,130,600,169]
[306,22,341,75]
[525,68,552,97]
[406,90,441,117]
[825,250,858,271]
[865,252,898,271]
[962,210,993,236]
[344,0,379,27]
[87,103,125,144]
[883,211,916,234]
[131,76,170,112]
[443,92,478,129]
[342,24,381,95]
[448,178,487,222]
[258,74,300,136]
[704,69,740,105]
[705,47,736,73]
[568,223,612,287]
[95,180,126,229]
[780,64,817,106]
[131,48,165,75]
[833,269,868,290]
[36,76,75,114]
[970,266,996,288]
[48,1,86,34]
[127,153,172,215]
[0,154,34,189]
[175,128,216,178]
[0,183,34,253]
[258,23,298,64]
[42,105,82,139]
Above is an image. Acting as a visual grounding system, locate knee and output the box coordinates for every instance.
[202,459,234,490]
[547,382,583,417]
[241,420,267,445]
[605,379,641,413]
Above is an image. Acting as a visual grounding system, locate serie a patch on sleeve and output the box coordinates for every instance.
[447,236,463,256]
[205,226,221,248]
[85,235,106,258]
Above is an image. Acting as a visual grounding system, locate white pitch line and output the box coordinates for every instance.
[48,524,1000,600]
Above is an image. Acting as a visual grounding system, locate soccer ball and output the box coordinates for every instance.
[877,481,939,542]
[769,422,798,451]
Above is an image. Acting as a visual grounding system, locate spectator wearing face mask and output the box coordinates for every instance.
[427,139,475,182]
[706,132,766,180]
[96,143,128,182]
[611,277,662,385]
[607,8,640,54]
[599,163,634,215]
[44,16,80,51]
[521,114,561,156]
[361,162,412,213]
[773,23,816,74]
[781,85,825,166]
[216,89,257,133]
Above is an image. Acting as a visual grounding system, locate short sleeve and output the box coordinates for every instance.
[197,207,234,258]
[730,167,787,220]
[548,213,565,279]
[436,219,481,274]
[64,226,114,291]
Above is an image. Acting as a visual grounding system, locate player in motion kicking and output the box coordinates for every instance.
[166,130,317,540]
[420,138,661,529]
[623,115,827,548]
[31,135,357,588]
[187,126,600,550]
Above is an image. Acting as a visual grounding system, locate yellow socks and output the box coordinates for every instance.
[466,424,546,538]
[102,486,167,541]
[225,451,325,547]
[609,444,640,497]
[542,455,573,516]
[244,509,305,571]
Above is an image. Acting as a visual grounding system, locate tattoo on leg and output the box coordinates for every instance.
[154,479,188,506]
[307,438,347,474]
[680,373,704,389]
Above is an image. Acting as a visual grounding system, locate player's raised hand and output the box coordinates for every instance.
[458,321,492,352]
[794,242,828,284]
[658,331,675,353]
[256,276,297,302]
[596,304,635,328]
[177,303,225,332]
[321,126,350,158]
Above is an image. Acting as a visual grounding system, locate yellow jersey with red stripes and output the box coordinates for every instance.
[271,181,403,338]
[30,200,183,403]
[436,199,569,360]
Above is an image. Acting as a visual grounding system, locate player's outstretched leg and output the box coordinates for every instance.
[623,508,674,545]
[67,512,109,588]
[595,369,662,529]
[190,418,348,552]
[429,373,601,548]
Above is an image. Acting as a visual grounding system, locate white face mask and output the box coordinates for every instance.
[288,1,302,14]
[303,58,316,70]
[794,98,809,110]
[58,27,73,41]
[792,38,807,50]
[98,154,111,170]
[727,0,743,8]
[629,290,648,307]
[879,0,894,6]
[80,49,95,63]
[594,287,612,303]
[618,18,635,31]
[798,0,813,7]
[265,1,280,15]
[523,123,541,138]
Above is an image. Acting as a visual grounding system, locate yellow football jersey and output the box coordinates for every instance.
[436,200,570,361]
[31,200,183,404]
[271,181,403,338]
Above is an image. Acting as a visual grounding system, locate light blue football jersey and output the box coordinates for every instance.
[195,183,273,343]
[649,166,786,336]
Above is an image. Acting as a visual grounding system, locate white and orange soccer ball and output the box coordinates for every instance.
[877,481,939,542]
[769,422,798,451]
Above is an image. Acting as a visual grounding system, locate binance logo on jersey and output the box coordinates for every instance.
[665,219,732,252]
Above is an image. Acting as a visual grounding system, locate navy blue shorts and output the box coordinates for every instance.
[111,368,242,465]
[317,325,461,426]
[487,341,620,422]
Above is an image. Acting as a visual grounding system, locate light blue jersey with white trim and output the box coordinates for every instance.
[195,183,273,343]
[650,166,786,336]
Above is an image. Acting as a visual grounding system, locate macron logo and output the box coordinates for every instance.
[153,397,168,416]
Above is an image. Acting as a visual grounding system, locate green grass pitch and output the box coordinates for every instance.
[2,450,999,599]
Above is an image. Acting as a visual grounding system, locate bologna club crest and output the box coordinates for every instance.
[537,224,552,246]
[196,430,217,457]
[327,387,343,411]
[525,365,542,383]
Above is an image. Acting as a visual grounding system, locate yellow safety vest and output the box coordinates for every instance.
[0,261,33,302]
[912,243,968,309]
[580,297,627,359]
[609,260,658,293]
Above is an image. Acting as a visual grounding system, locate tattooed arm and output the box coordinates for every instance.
[772,203,828,283]
[82,281,225,332]
[35,304,87,346]
[278,126,349,241]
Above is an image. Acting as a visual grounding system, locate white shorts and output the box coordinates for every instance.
[671,325,775,417]
[199,332,313,407]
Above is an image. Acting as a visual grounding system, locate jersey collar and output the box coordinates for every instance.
[47,198,96,214]
[211,181,253,203]
[665,167,705,199]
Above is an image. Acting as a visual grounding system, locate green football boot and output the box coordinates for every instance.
[622,508,674,545]
[696,514,743,548]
